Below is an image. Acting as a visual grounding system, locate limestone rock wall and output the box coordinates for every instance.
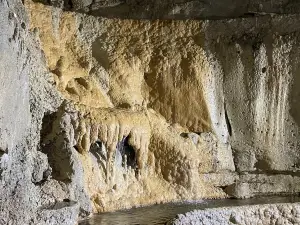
[2,0,300,224]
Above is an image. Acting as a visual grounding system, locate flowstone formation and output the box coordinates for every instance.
[2,0,300,224]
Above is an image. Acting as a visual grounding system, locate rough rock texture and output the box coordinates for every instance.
[0,0,78,224]
[2,0,300,224]
[168,202,300,225]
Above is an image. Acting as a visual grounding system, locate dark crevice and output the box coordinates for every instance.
[0,147,6,158]
[180,133,189,138]
[0,148,5,178]
[40,111,57,140]
[231,149,239,172]
[75,77,89,89]
[64,0,73,10]
[224,103,232,136]
[254,158,272,171]
[116,102,131,109]
[218,185,231,192]
[50,68,62,77]
[12,27,18,41]
[29,0,296,20]
[21,22,26,29]
[117,136,137,169]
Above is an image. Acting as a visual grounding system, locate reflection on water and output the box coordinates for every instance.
[79,196,300,225]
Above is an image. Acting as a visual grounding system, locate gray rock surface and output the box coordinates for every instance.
[35,201,80,225]
[0,0,81,224]
[0,0,39,223]
[168,202,300,225]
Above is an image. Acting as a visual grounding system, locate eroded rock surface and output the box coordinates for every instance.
[2,0,300,224]
[168,202,300,225]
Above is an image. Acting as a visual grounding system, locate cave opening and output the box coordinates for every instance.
[117,136,137,169]
[39,111,73,183]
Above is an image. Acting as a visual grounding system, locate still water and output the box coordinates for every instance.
[79,196,300,225]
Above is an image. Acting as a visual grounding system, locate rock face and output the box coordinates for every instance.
[33,0,300,19]
[2,0,300,224]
